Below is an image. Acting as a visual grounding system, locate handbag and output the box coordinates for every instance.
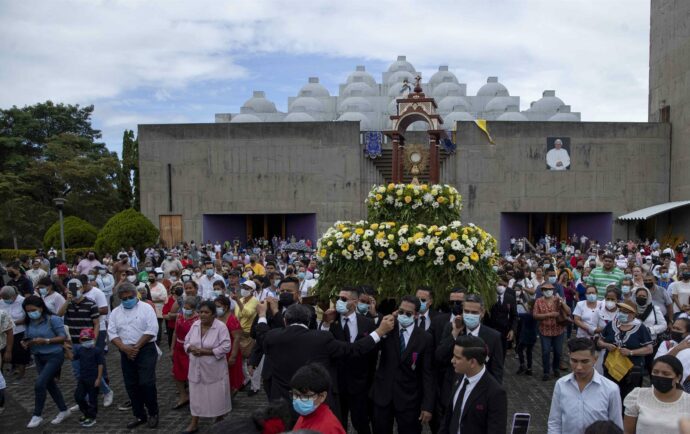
[604,348,634,382]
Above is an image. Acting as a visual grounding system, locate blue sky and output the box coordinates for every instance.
[0,0,650,156]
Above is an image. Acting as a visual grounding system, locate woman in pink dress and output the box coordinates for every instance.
[213,295,244,394]
[182,300,232,434]
[171,295,200,409]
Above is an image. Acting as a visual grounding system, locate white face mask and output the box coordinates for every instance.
[496,285,506,295]
[126,275,137,283]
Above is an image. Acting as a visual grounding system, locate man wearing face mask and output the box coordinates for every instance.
[536,269,565,299]
[77,251,102,277]
[320,287,376,434]
[160,253,182,279]
[485,281,518,359]
[640,273,673,326]
[198,262,224,301]
[414,286,436,332]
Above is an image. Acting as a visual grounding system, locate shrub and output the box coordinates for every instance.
[94,208,158,256]
[43,216,98,249]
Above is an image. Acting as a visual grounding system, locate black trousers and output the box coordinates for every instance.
[339,390,371,434]
[373,403,422,434]
[120,343,158,420]
[75,379,99,419]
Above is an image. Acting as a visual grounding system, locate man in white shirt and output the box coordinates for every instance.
[108,283,159,429]
[546,139,570,170]
[26,259,48,286]
[547,338,622,434]
[160,254,182,278]
[198,261,224,300]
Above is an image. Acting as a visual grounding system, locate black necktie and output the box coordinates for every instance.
[343,317,351,343]
[449,378,470,434]
[419,315,426,330]
[400,328,407,354]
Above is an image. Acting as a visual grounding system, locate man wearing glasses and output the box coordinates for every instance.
[371,295,435,434]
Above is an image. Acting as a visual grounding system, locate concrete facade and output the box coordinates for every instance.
[445,121,671,246]
[649,0,690,234]
[138,122,383,243]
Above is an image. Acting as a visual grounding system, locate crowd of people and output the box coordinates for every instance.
[1,235,690,433]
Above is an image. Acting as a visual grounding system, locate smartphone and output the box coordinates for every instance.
[511,413,531,434]
[68,283,79,297]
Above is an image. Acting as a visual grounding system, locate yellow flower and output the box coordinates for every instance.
[401,243,410,252]
[418,249,425,257]
[413,232,424,240]
[387,234,394,241]
[449,233,458,240]
[427,243,435,250]
[470,252,479,262]
[347,244,355,252]
[448,254,456,262]
[421,184,428,191]
[319,249,327,258]
[355,228,364,235]
[387,183,395,191]
[376,231,385,239]
[375,194,383,201]
[435,231,442,236]
[327,241,333,246]
[462,256,469,263]
[396,189,403,196]
[370,223,379,230]
[378,251,386,259]
[343,232,352,239]
[404,195,412,203]
[437,196,446,204]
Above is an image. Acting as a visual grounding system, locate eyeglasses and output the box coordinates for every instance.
[398,309,414,317]
[335,296,350,303]
[290,391,318,401]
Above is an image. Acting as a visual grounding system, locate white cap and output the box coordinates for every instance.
[241,280,257,291]
[67,278,82,288]
[154,267,164,274]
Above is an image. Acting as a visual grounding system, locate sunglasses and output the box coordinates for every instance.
[398,309,414,317]
[335,296,350,303]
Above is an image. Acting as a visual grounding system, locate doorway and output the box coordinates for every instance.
[159,215,183,248]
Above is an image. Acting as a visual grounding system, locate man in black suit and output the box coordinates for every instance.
[484,281,518,359]
[254,302,394,424]
[439,335,507,434]
[415,286,438,332]
[371,295,435,434]
[322,286,377,434]
[434,293,504,433]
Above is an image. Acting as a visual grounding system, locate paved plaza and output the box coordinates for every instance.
[1,339,558,433]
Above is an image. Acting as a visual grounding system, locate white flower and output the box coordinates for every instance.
[364,230,374,238]
[383,260,391,267]
[377,186,386,194]
[432,202,440,208]
[343,251,352,260]
[435,247,445,256]
[423,193,434,203]
[362,241,371,250]
[451,240,462,251]
[414,237,425,246]
[389,252,398,261]
[407,255,416,262]
[385,195,394,204]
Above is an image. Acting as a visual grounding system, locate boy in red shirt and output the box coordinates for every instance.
[290,363,345,434]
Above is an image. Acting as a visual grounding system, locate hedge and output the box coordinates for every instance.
[0,248,94,264]
[94,208,158,256]
[43,216,98,249]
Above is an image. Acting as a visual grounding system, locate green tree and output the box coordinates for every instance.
[0,101,124,248]
[43,216,98,248]
[119,129,140,210]
[94,208,158,255]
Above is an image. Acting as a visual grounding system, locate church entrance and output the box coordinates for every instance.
[202,213,317,246]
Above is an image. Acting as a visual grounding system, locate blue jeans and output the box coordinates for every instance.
[71,343,111,395]
[540,333,564,375]
[34,351,67,416]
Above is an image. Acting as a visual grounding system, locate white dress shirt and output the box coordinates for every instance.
[453,365,486,425]
[341,311,358,343]
[107,300,159,345]
[82,287,108,331]
[547,370,622,434]
[417,310,431,331]
[399,323,414,347]
[198,273,224,300]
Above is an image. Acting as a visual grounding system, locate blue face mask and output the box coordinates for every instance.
[463,313,480,330]
[617,311,631,324]
[293,397,318,416]
[548,276,557,284]
[419,301,428,313]
[397,314,414,328]
[3,299,13,305]
[183,308,193,316]
[122,298,138,309]
[205,269,214,277]
[297,272,306,280]
[586,294,598,302]
[28,310,42,320]
[274,279,281,288]
[38,287,48,296]
[621,285,631,295]
[357,302,369,315]
[81,340,95,348]
[335,299,349,314]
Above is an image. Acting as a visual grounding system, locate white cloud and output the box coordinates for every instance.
[0,0,650,139]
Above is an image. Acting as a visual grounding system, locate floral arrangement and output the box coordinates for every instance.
[315,183,499,304]
[366,183,462,226]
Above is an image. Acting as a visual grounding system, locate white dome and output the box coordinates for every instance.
[230,114,262,123]
[298,78,330,97]
[346,66,377,87]
[283,112,315,122]
[496,111,528,121]
[388,70,415,85]
[241,91,277,113]
[289,97,325,113]
[341,81,376,97]
[548,112,579,121]
[432,82,464,99]
[477,77,509,97]
[339,96,373,112]
[429,66,459,86]
[485,96,515,112]
[443,111,475,129]
[387,55,416,73]
[337,112,372,130]
[529,95,566,113]
[438,96,469,113]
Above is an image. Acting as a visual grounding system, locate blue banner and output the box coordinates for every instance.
[365,131,383,159]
